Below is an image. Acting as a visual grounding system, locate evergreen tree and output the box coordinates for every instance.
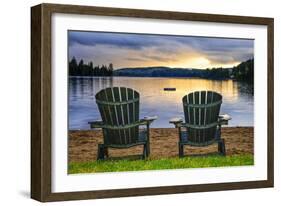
[94,66,100,76]
[108,63,113,76]
[69,56,78,76]
[100,65,107,76]
[77,59,84,76]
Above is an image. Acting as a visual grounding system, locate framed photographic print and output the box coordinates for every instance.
[31,3,274,202]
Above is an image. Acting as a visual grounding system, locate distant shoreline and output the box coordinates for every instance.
[69,57,253,83]
[69,75,245,81]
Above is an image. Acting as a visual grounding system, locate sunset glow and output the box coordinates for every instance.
[68,31,254,69]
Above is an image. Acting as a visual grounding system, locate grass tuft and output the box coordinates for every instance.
[68,154,254,174]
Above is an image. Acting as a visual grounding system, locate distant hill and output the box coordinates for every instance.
[113,59,254,82]
[113,66,200,77]
[113,66,232,79]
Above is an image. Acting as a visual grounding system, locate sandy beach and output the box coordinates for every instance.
[68,127,253,163]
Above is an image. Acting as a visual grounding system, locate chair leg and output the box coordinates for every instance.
[97,144,106,160]
[104,146,109,158]
[142,144,147,160]
[218,139,226,156]
[179,143,184,158]
[146,142,150,157]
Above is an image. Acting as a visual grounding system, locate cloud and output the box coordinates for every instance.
[69,31,164,50]
[125,57,146,62]
[68,31,254,69]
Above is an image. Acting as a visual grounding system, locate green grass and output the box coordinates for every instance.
[68,154,254,174]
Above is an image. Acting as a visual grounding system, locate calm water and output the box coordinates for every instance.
[69,77,254,129]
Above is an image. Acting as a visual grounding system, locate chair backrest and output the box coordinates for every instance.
[95,87,140,146]
[182,91,222,145]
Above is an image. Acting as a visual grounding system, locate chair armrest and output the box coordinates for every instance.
[169,117,184,128]
[218,114,232,125]
[139,116,158,125]
[88,120,104,128]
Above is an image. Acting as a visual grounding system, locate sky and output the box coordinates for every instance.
[68,31,254,69]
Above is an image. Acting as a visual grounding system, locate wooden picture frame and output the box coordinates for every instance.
[31,3,274,202]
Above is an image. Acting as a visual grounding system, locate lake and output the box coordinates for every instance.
[69,77,254,129]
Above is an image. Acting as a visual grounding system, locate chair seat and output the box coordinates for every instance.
[180,130,219,147]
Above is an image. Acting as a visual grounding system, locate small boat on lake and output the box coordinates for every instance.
[164,88,176,91]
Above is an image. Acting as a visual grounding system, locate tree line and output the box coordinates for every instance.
[69,57,113,76]
[231,58,254,83]
[205,58,254,82]
[69,56,254,83]
[115,58,254,83]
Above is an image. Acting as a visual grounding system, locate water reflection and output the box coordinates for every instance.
[69,77,253,129]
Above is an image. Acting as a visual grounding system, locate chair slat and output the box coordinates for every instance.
[120,87,129,143]
[95,87,141,146]
[99,89,113,144]
[107,88,119,144]
[113,87,123,144]
[183,96,189,124]
[125,88,131,143]
[188,93,194,141]
[134,91,140,122]
[200,91,206,142]
[182,90,222,145]
[127,88,137,143]
[195,91,200,142]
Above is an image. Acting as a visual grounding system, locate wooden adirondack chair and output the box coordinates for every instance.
[89,87,157,160]
[169,91,231,157]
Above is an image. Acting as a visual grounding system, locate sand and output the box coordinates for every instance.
[68,127,253,163]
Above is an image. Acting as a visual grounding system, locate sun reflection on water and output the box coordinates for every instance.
[69,77,253,129]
